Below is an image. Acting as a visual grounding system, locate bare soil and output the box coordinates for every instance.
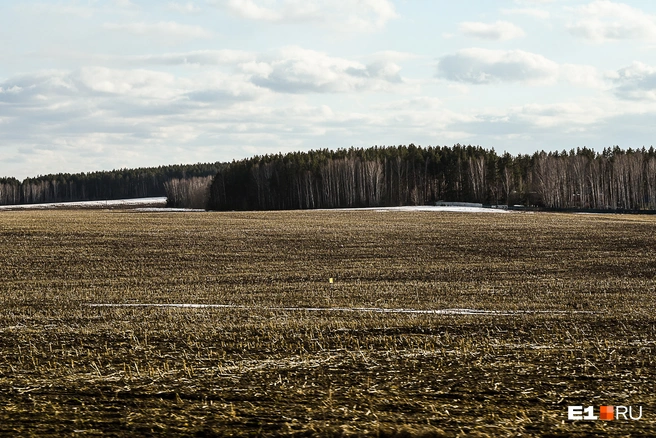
[0,210,655,436]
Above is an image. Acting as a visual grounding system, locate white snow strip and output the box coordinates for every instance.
[89,303,245,309]
[134,207,206,212]
[87,303,594,315]
[0,197,167,210]
[1,197,512,213]
[332,206,511,213]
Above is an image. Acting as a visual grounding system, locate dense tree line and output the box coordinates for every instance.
[207,145,656,211]
[164,176,213,209]
[0,163,222,205]
[0,177,21,205]
[4,145,655,210]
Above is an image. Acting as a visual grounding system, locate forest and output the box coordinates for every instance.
[3,144,656,211]
[207,144,656,211]
[0,163,222,206]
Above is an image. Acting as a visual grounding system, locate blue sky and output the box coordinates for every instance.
[1,0,656,179]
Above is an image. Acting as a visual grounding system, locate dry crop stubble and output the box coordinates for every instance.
[0,209,655,436]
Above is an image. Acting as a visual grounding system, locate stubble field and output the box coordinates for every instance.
[0,209,655,436]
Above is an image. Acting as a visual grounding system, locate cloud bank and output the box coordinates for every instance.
[568,1,656,42]
[217,0,397,32]
[437,49,558,84]
[459,21,526,41]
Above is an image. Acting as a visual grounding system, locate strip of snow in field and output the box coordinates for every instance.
[0,197,167,210]
[134,207,206,212]
[0,200,507,213]
[334,206,511,213]
[87,304,594,315]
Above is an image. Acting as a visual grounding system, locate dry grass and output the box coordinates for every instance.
[0,209,655,436]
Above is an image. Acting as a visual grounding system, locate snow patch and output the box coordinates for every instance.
[332,205,511,213]
[87,303,593,315]
[382,206,510,213]
[135,207,206,212]
[1,198,512,213]
[0,197,167,210]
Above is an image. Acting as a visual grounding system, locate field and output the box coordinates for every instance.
[1,209,655,436]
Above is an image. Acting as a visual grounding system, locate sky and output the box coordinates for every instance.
[1,0,656,179]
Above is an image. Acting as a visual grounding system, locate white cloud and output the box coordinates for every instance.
[0,67,264,121]
[367,51,421,63]
[92,46,414,96]
[437,48,559,84]
[0,67,275,177]
[222,0,282,21]
[366,99,475,136]
[501,8,550,19]
[448,83,470,94]
[373,97,442,111]
[345,0,397,32]
[609,62,656,100]
[567,1,656,42]
[513,102,607,127]
[435,48,610,90]
[459,21,526,41]
[75,67,179,98]
[448,99,622,144]
[437,49,608,89]
[128,50,255,66]
[560,64,606,88]
[167,2,201,13]
[248,47,405,93]
[103,21,213,40]
[0,71,77,104]
[0,60,420,179]
[215,0,397,32]
[117,47,410,93]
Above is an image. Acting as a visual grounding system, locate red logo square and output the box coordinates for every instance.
[600,406,614,421]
